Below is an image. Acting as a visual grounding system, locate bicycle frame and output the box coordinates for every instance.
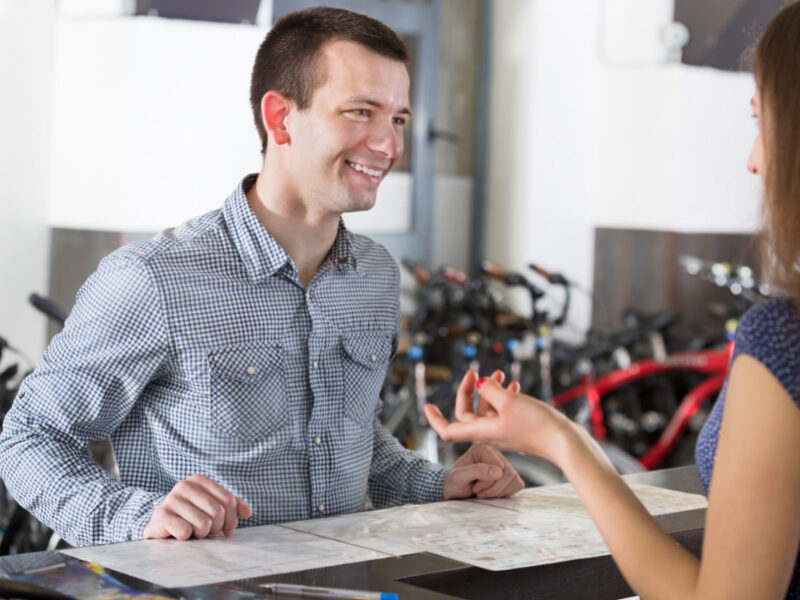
[552,341,734,469]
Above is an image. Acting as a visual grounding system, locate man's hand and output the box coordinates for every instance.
[442,442,525,500]
[142,474,252,541]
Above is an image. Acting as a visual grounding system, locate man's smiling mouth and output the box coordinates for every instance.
[346,160,385,178]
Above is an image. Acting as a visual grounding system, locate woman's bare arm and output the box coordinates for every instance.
[425,356,800,599]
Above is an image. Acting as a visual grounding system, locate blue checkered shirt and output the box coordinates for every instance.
[0,175,448,547]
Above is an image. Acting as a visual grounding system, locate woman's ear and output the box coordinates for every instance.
[261,90,292,145]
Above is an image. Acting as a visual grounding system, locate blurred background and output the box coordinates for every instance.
[0,0,789,554]
[0,0,789,532]
[0,0,774,362]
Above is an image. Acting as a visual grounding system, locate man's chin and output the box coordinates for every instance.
[343,195,378,213]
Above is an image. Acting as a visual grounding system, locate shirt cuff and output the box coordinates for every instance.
[412,462,450,503]
[110,490,168,543]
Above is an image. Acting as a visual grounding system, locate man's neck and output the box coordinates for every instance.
[245,172,340,288]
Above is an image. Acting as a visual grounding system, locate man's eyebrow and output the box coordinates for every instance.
[344,96,412,116]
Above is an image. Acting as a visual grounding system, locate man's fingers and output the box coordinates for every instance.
[237,497,252,518]
[220,499,251,537]
[174,483,226,536]
[146,475,246,541]
[170,496,218,538]
[507,380,521,394]
[185,475,239,536]
[489,370,505,384]
[504,473,526,497]
[145,503,201,541]
[161,513,195,541]
[454,370,478,421]
[474,465,517,498]
[449,462,503,490]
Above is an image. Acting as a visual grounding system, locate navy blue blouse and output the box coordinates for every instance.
[696,298,800,598]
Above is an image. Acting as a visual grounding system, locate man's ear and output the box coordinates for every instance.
[261,90,292,146]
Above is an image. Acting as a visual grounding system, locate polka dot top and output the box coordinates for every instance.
[695,298,800,598]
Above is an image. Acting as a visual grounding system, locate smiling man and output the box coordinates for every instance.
[0,7,523,547]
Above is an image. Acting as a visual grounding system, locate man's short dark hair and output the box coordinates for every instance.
[250,6,409,154]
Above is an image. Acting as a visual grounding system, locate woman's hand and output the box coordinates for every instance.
[424,371,573,465]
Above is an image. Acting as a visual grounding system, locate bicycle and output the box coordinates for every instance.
[550,256,762,469]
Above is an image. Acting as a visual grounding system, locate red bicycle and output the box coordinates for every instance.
[551,256,765,470]
[552,339,733,469]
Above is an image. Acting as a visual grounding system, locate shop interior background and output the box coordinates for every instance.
[0,0,774,364]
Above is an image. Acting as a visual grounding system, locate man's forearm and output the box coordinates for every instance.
[0,409,165,546]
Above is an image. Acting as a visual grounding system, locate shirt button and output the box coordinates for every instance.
[369,353,377,362]
[245,365,256,376]
[317,503,325,514]
[312,360,319,369]
[313,436,322,446]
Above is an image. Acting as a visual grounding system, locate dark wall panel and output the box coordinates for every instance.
[592,227,755,340]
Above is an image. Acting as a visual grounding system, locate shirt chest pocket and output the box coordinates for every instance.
[340,332,393,427]
[208,342,287,440]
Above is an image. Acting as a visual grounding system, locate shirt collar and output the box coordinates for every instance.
[328,218,356,273]
[223,175,357,284]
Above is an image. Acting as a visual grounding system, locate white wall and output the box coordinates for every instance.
[485,0,761,334]
[49,17,267,231]
[0,0,55,364]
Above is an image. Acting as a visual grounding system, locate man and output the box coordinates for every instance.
[0,7,522,547]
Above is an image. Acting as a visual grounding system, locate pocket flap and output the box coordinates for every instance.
[342,332,393,369]
[208,342,283,381]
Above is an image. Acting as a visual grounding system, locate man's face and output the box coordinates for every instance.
[282,39,411,215]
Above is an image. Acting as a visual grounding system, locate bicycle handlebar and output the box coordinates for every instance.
[442,266,469,288]
[480,260,509,281]
[402,259,432,286]
[528,263,571,327]
[29,293,68,326]
[528,263,569,286]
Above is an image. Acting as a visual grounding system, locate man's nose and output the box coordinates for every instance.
[367,120,403,160]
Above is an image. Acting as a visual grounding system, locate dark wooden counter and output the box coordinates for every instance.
[0,466,705,600]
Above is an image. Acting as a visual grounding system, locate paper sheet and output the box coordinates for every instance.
[61,482,707,585]
[61,525,388,588]
[472,482,708,517]
[284,499,513,556]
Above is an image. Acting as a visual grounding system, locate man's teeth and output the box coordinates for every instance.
[348,162,383,177]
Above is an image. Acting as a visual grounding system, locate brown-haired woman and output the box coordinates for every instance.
[425,2,800,598]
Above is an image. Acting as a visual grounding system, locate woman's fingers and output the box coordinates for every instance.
[424,403,497,444]
[454,370,479,421]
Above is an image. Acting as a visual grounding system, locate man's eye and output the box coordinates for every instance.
[393,117,408,126]
[351,109,370,117]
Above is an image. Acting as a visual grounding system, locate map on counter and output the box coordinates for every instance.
[283,498,513,556]
[471,482,708,517]
[61,482,707,585]
[425,483,706,570]
[61,524,388,589]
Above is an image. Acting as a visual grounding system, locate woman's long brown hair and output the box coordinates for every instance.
[754,1,800,305]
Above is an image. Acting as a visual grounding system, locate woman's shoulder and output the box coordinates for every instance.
[735,298,800,403]
[737,298,800,342]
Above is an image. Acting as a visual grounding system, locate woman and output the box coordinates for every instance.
[424,3,800,598]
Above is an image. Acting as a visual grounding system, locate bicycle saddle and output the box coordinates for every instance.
[622,308,678,333]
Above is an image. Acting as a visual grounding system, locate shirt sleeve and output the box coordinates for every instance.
[0,251,170,546]
[368,416,449,507]
[366,261,449,507]
[732,298,800,406]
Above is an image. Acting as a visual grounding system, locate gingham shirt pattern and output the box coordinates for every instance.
[0,175,447,547]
